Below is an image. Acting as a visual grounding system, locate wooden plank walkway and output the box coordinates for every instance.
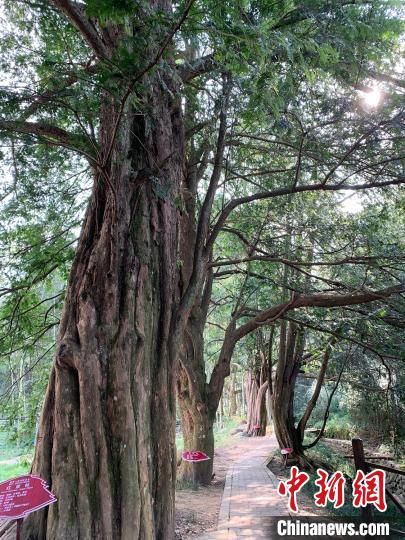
[200,436,292,539]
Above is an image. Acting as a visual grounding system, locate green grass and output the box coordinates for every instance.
[0,428,34,460]
[0,435,21,461]
[307,441,355,476]
[213,417,241,447]
[175,417,242,452]
[0,461,30,482]
[311,413,355,441]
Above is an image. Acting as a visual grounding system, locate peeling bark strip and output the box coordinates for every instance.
[22,3,186,536]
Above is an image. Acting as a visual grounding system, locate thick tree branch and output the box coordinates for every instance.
[234,284,404,342]
[178,54,217,83]
[50,0,108,59]
[297,338,336,438]
[206,177,404,250]
[207,284,403,407]
[0,119,97,159]
[210,254,402,269]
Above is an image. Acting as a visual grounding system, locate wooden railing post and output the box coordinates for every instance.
[352,437,373,522]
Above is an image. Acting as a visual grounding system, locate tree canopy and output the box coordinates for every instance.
[0,0,403,538]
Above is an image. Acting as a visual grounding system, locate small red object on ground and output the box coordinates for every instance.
[181,450,210,462]
[0,475,56,520]
[281,447,294,467]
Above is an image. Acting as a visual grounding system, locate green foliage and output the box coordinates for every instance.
[0,461,30,482]
[307,441,354,477]
[213,417,242,447]
[320,414,355,441]
[85,0,139,19]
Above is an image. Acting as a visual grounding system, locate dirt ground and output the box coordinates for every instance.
[175,435,258,539]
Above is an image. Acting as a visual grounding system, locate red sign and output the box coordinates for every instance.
[0,475,56,520]
[181,450,210,463]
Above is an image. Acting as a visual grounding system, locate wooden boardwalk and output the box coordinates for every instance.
[200,436,292,539]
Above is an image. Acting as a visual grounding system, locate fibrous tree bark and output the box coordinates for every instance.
[25,62,185,540]
[176,292,215,485]
[11,1,197,537]
[269,325,340,466]
[245,336,271,437]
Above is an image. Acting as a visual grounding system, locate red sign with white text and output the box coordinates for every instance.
[0,475,56,520]
[181,450,210,463]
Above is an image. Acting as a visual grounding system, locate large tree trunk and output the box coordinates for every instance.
[271,323,336,467]
[246,370,268,436]
[174,318,241,485]
[176,305,214,486]
[177,364,215,485]
[270,321,306,465]
[229,371,238,416]
[24,66,184,539]
[271,378,303,456]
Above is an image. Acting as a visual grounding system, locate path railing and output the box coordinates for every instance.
[350,437,405,536]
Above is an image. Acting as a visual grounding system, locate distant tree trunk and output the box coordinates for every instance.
[245,371,258,433]
[246,369,268,436]
[245,332,271,436]
[241,374,246,417]
[24,65,184,539]
[176,303,215,485]
[266,389,272,429]
[270,319,335,467]
[177,364,214,485]
[229,371,238,416]
[270,321,306,464]
[255,381,269,435]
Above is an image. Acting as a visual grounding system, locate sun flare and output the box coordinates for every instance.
[362,88,382,108]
